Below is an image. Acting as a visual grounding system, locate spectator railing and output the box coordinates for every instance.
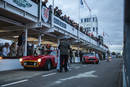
[0,0,108,52]
[53,16,99,48]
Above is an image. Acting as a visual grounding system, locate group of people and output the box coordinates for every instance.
[51,4,98,41]
[54,6,80,31]
[57,38,83,72]
[0,42,17,57]
[0,42,55,57]
[32,0,98,42]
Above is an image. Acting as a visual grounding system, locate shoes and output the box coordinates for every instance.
[57,69,62,72]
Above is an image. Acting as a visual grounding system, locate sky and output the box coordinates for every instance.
[46,0,124,53]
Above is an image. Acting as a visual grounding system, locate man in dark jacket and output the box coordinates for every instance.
[58,38,70,72]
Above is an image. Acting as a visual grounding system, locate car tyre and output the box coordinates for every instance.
[44,60,51,71]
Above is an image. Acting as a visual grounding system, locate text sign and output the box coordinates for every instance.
[4,0,38,17]
[54,17,66,29]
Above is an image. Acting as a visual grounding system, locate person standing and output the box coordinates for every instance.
[9,42,17,56]
[58,38,70,72]
[79,51,83,63]
[69,48,73,63]
[2,43,10,57]
[17,32,25,56]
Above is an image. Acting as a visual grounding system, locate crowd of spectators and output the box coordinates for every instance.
[53,6,99,41]
[31,0,100,43]
[0,42,56,57]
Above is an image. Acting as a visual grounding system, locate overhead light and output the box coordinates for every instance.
[13,36,19,38]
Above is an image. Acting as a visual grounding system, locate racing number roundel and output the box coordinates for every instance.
[42,6,49,23]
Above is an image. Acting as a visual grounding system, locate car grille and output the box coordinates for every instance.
[88,59,96,60]
[24,62,37,66]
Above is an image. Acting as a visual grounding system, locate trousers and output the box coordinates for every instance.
[60,55,68,71]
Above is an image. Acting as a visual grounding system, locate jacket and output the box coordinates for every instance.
[58,40,70,55]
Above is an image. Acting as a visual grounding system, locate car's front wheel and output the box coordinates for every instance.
[44,60,51,71]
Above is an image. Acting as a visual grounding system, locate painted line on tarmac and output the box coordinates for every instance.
[53,70,98,84]
[42,73,56,77]
[1,79,28,87]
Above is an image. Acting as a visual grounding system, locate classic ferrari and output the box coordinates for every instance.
[19,50,58,70]
[82,53,100,64]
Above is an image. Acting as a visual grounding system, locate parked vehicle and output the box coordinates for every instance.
[82,53,99,64]
[19,50,58,70]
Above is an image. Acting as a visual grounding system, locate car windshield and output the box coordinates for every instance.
[43,50,57,56]
[83,53,95,57]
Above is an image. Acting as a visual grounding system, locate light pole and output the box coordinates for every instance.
[51,0,55,28]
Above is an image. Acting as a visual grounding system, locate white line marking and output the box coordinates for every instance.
[54,71,98,84]
[1,79,28,87]
[42,73,56,77]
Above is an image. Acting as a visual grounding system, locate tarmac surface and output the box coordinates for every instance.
[0,58,122,87]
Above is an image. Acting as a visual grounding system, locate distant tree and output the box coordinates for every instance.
[112,52,116,55]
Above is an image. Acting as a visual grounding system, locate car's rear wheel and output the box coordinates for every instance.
[44,60,51,71]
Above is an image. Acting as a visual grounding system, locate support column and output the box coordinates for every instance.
[24,27,28,56]
[57,39,60,47]
[38,34,42,46]
[39,0,42,22]
[57,39,60,70]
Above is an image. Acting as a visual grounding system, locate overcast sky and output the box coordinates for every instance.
[46,0,124,52]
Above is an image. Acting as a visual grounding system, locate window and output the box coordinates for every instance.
[88,27,91,32]
[81,19,83,23]
[96,27,98,32]
[93,17,95,22]
[84,18,87,22]
[93,27,95,31]
[86,18,88,22]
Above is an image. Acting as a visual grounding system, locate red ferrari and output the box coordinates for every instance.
[19,50,58,70]
[82,53,99,64]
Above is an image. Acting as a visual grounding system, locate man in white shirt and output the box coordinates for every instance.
[2,43,10,57]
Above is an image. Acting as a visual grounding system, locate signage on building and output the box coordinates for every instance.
[13,0,32,8]
[54,17,66,29]
[41,6,49,23]
[4,0,38,17]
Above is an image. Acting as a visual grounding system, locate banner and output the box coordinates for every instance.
[4,0,38,17]
[41,6,49,23]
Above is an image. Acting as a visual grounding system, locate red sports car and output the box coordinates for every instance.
[19,50,58,70]
[82,53,99,64]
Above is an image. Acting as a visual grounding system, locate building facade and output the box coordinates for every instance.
[80,15,98,37]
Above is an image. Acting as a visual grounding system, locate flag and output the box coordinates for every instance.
[83,0,91,12]
[80,0,85,8]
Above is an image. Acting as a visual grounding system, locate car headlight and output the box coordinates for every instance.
[38,58,42,62]
[19,58,23,62]
[0,56,3,60]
